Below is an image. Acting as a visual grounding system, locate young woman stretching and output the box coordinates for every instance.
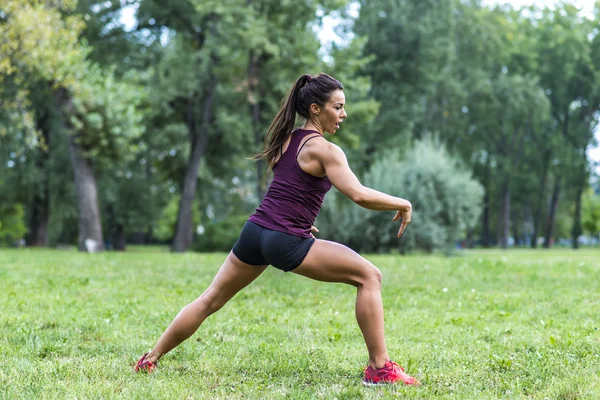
[135,73,419,386]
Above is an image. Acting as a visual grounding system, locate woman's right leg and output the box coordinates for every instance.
[292,239,389,369]
[144,252,267,363]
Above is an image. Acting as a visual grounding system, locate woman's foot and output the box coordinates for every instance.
[363,360,420,386]
[134,353,158,373]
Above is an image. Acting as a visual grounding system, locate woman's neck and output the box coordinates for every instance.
[301,121,324,135]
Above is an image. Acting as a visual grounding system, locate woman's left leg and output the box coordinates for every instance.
[292,239,419,385]
[292,239,389,369]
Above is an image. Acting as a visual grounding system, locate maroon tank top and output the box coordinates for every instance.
[248,129,333,238]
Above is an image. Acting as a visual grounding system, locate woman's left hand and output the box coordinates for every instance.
[310,225,319,239]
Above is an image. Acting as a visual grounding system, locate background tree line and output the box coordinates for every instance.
[1,0,599,253]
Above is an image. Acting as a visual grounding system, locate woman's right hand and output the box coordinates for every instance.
[393,203,412,238]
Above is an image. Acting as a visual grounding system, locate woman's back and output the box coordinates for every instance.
[248,129,332,238]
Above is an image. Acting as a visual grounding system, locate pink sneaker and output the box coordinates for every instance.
[363,360,420,386]
[134,353,157,373]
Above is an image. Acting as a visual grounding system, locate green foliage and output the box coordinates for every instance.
[355,0,468,149]
[0,203,27,245]
[0,0,87,141]
[582,189,600,236]
[1,1,146,164]
[352,0,600,249]
[1,0,149,251]
[2,0,599,251]
[75,0,145,74]
[99,165,165,238]
[153,195,201,242]
[69,68,147,164]
[327,35,380,151]
[0,1,87,88]
[193,214,249,252]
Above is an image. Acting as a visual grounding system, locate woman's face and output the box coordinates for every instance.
[316,89,347,134]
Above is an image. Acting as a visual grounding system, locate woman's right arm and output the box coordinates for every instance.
[318,142,412,238]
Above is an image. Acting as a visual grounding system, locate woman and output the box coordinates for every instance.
[135,73,419,386]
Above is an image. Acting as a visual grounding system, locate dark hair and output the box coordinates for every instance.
[253,73,344,169]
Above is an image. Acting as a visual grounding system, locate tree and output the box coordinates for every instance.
[535,3,600,248]
[136,0,351,252]
[355,0,468,152]
[1,1,145,251]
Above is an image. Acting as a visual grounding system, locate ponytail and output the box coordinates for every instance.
[253,74,311,169]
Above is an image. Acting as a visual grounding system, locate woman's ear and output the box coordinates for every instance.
[310,103,321,116]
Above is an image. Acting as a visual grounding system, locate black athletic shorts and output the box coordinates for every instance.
[232,221,315,272]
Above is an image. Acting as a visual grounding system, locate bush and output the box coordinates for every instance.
[318,137,484,253]
[582,188,600,237]
[193,214,248,252]
[0,203,28,246]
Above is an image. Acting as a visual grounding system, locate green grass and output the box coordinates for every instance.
[1,248,599,399]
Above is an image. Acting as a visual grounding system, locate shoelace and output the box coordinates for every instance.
[389,361,404,372]
[371,360,401,372]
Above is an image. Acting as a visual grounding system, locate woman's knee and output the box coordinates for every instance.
[354,264,382,289]
[197,287,229,314]
[367,266,383,288]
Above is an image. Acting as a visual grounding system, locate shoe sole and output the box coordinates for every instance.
[362,380,420,387]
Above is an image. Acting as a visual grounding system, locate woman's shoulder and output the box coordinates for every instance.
[304,136,344,161]
[301,133,329,149]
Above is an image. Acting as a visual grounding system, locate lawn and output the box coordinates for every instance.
[1,248,599,399]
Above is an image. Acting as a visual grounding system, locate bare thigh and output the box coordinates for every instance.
[292,239,381,285]
[204,252,268,307]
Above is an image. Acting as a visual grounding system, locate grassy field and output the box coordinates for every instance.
[1,248,599,399]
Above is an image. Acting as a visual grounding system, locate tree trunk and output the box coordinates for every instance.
[112,224,126,251]
[106,204,126,251]
[531,150,550,248]
[68,135,104,252]
[511,208,520,247]
[543,178,560,248]
[524,204,534,247]
[28,185,49,246]
[27,98,50,246]
[482,191,491,247]
[248,51,266,201]
[466,228,474,249]
[571,183,583,250]
[67,134,105,252]
[481,162,491,247]
[27,104,51,246]
[55,88,104,252]
[499,178,510,249]
[171,79,216,253]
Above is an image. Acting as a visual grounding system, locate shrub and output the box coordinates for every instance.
[0,203,28,246]
[582,188,600,238]
[193,214,248,252]
[318,137,484,253]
